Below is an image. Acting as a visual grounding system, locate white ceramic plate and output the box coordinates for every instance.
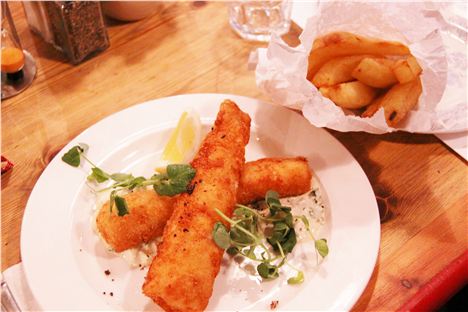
[21,94,380,311]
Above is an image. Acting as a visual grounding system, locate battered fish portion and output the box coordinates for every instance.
[96,190,173,252]
[142,100,251,312]
[96,157,312,252]
[237,157,311,204]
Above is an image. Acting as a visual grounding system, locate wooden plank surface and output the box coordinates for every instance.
[1,2,466,311]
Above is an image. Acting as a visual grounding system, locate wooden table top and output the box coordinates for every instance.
[2,2,466,311]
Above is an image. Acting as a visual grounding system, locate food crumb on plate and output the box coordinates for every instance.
[270,300,279,310]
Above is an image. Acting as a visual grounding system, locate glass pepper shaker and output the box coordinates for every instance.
[23,1,110,64]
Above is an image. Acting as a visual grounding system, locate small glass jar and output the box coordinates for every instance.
[1,1,36,99]
[23,1,109,64]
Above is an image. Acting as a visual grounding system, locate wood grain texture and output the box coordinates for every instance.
[1,1,268,270]
[1,2,467,311]
[332,131,468,310]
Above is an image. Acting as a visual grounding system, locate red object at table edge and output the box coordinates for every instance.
[1,155,14,174]
[397,250,468,312]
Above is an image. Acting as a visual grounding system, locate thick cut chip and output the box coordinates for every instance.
[392,55,423,84]
[307,31,410,80]
[312,55,372,88]
[381,77,422,127]
[352,57,398,88]
[320,81,378,109]
[361,94,385,118]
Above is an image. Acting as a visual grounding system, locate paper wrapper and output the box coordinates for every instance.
[256,2,467,133]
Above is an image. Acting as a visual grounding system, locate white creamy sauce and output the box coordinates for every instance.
[91,188,159,268]
[281,177,325,240]
[119,239,159,268]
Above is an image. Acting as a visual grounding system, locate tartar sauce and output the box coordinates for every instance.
[91,189,159,268]
[91,177,326,268]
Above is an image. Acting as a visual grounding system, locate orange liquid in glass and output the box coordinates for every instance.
[1,47,24,73]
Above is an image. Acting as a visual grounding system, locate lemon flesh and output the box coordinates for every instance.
[156,111,201,172]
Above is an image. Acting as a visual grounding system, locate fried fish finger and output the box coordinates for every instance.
[95,190,174,252]
[142,100,251,312]
[237,156,311,204]
[96,157,312,252]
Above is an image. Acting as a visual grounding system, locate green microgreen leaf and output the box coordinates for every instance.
[230,224,256,246]
[287,271,304,285]
[214,208,260,245]
[284,213,294,228]
[267,216,296,254]
[61,145,84,167]
[265,190,281,206]
[315,238,329,258]
[273,222,290,238]
[114,195,129,216]
[212,222,230,249]
[265,190,293,219]
[110,173,134,182]
[226,246,239,256]
[298,215,329,259]
[265,190,281,215]
[267,231,284,247]
[233,206,255,218]
[87,167,110,183]
[153,164,196,196]
[127,176,147,190]
[257,263,279,279]
[281,228,297,254]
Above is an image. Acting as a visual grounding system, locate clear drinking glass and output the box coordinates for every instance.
[229,0,292,42]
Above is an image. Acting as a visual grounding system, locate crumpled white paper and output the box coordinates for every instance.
[256,2,467,133]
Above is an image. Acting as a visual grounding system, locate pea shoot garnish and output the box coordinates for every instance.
[62,144,196,216]
[212,190,329,284]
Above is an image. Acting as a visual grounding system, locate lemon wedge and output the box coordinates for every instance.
[155,110,202,173]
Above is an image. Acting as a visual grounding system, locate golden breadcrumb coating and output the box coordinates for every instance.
[237,156,311,204]
[95,189,174,252]
[142,100,250,312]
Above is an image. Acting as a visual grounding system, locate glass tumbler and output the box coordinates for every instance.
[228,0,292,42]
